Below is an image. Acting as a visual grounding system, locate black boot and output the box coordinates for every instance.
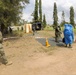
[69,44,72,48]
[65,44,67,47]
[55,37,59,43]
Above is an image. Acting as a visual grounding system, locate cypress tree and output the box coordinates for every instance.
[61,11,65,26]
[43,14,46,28]
[53,2,58,28]
[34,0,38,23]
[39,0,42,23]
[70,6,75,28]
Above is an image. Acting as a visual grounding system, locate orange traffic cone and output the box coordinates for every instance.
[46,38,50,47]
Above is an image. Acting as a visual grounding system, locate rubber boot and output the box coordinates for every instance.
[65,44,67,47]
[69,44,72,48]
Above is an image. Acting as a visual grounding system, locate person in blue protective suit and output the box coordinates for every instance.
[63,24,74,48]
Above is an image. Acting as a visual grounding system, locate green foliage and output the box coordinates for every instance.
[34,0,38,22]
[17,27,19,31]
[53,2,58,28]
[39,0,42,23]
[12,30,24,37]
[60,11,65,27]
[74,28,76,34]
[21,26,23,31]
[44,26,54,31]
[70,6,75,28]
[33,0,42,23]
[43,14,47,28]
[0,0,29,33]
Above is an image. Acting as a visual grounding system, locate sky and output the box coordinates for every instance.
[21,0,76,25]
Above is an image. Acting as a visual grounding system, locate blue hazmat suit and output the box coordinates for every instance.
[63,24,74,44]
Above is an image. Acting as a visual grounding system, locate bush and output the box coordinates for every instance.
[44,26,54,31]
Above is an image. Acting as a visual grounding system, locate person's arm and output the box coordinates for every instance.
[0,31,3,43]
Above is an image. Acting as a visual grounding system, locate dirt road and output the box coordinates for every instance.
[0,31,76,75]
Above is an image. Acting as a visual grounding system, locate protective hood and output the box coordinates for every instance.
[63,24,74,44]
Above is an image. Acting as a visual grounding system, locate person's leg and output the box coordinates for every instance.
[33,31,35,35]
[65,44,67,47]
[55,32,60,43]
[55,37,57,42]
[69,44,72,48]
[0,43,12,65]
[55,32,57,42]
[56,37,59,42]
[55,36,59,42]
[0,48,8,64]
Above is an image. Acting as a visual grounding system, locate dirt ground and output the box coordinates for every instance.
[0,30,76,75]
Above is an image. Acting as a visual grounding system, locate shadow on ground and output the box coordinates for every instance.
[36,38,65,47]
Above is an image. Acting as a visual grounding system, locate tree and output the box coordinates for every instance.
[43,14,47,28]
[34,0,38,23]
[39,0,42,23]
[70,6,75,28]
[53,2,58,28]
[0,0,29,34]
[61,11,65,27]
